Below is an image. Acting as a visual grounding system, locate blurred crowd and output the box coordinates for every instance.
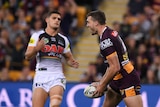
[0,0,102,81]
[0,0,159,84]
[80,0,160,84]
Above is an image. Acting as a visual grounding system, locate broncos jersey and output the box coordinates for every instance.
[28,30,71,73]
[100,27,134,79]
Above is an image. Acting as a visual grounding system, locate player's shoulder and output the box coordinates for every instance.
[32,30,45,37]
[104,27,118,38]
[58,33,69,41]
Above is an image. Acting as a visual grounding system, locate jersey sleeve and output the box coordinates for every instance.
[100,31,118,58]
[28,32,39,47]
[63,37,71,53]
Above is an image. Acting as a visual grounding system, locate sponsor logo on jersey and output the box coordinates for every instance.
[29,38,35,44]
[58,40,64,46]
[111,31,118,37]
[41,44,64,53]
[100,38,113,50]
[48,52,62,58]
[51,37,56,41]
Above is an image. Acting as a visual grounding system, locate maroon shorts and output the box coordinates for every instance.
[109,70,141,98]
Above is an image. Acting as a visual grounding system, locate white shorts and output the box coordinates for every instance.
[33,71,66,92]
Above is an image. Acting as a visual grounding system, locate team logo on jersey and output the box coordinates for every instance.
[44,38,49,44]
[100,38,113,50]
[111,31,118,37]
[29,38,35,44]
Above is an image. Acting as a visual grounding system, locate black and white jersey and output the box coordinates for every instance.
[28,30,71,72]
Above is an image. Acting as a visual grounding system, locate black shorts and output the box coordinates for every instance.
[109,70,141,98]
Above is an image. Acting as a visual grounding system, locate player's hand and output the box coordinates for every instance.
[91,82,99,87]
[69,59,79,68]
[35,37,45,52]
[92,82,106,97]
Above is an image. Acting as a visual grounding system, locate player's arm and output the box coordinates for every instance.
[63,52,79,68]
[93,52,120,96]
[25,33,45,60]
[99,52,120,88]
[62,35,79,68]
[25,46,37,60]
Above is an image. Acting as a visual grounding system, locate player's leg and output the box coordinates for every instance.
[124,95,143,107]
[32,88,48,107]
[123,86,143,107]
[102,86,122,107]
[49,85,64,107]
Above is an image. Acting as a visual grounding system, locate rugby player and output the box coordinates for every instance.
[86,10,143,107]
[25,11,79,107]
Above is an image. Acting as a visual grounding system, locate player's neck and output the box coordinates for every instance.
[45,27,58,36]
[97,25,106,36]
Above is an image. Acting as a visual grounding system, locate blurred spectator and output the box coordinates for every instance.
[29,5,45,30]
[143,4,155,21]
[5,9,15,24]
[8,20,27,45]
[80,62,100,83]
[142,55,160,84]
[119,14,131,40]
[128,21,144,46]
[0,44,7,70]
[0,28,12,54]
[112,21,120,32]
[137,12,152,37]
[146,36,160,61]
[135,55,146,79]
[0,67,11,81]
[58,0,78,48]
[75,0,103,11]
[0,8,10,30]
[10,35,25,70]
[152,0,160,13]
[23,0,45,14]
[47,0,61,11]
[15,8,28,31]
[127,0,147,15]
[135,44,151,79]
[95,54,107,77]
[30,19,43,35]
[142,68,159,84]
[18,66,33,82]
[151,14,160,44]
[126,37,137,64]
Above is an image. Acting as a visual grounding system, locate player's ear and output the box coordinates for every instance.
[95,21,99,26]
[45,17,49,23]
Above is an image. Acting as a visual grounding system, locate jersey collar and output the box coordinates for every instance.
[100,26,107,39]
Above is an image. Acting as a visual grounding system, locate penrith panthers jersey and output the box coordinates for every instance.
[28,30,71,73]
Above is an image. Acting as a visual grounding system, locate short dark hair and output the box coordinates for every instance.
[87,10,106,25]
[42,11,61,29]
[46,10,61,17]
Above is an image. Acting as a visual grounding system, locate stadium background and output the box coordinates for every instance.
[0,0,160,107]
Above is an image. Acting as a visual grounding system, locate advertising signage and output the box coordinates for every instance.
[0,82,160,107]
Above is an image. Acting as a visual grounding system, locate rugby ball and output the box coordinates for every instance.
[83,85,103,98]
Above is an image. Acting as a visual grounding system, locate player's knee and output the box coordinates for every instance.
[50,95,62,107]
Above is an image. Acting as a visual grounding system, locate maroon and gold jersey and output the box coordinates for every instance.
[100,27,134,79]
[100,27,141,98]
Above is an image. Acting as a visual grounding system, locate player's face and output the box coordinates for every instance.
[86,16,98,35]
[47,13,61,29]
